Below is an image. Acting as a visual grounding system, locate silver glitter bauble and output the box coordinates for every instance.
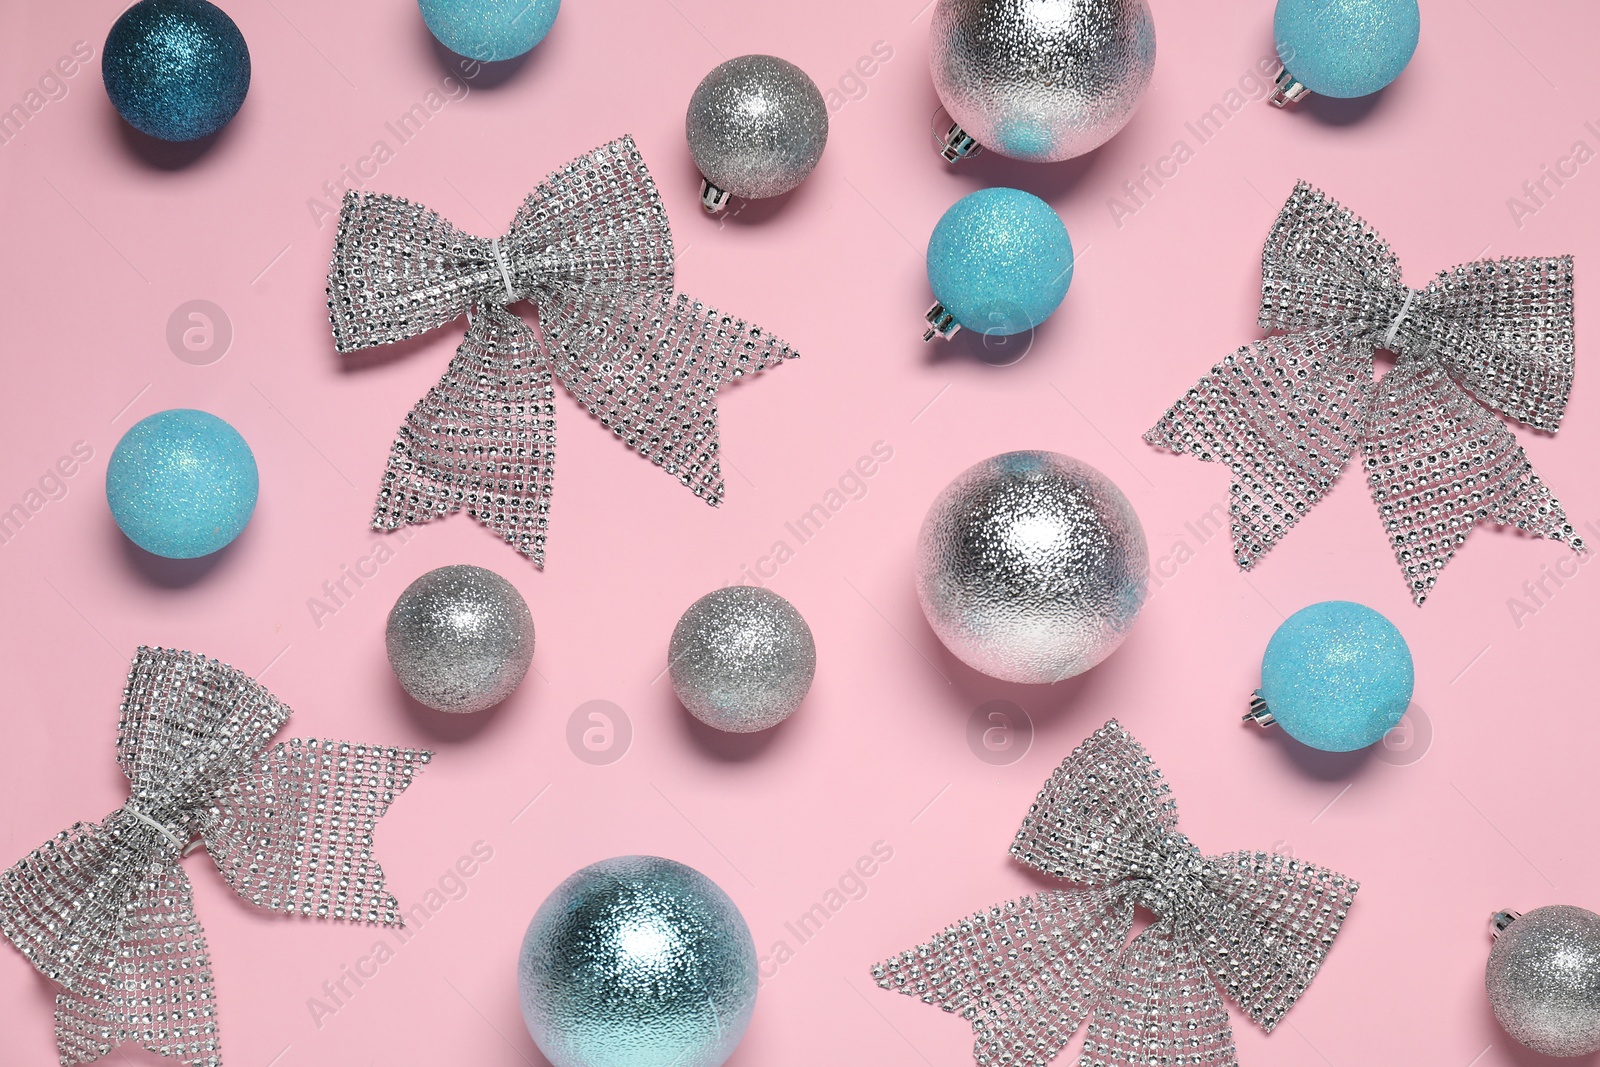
[1487,906,1600,1057]
[518,856,758,1067]
[930,0,1156,162]
[669,586,816,733]
[385,564,534,713]
[686,54,828,211]
[916,451,1148,684]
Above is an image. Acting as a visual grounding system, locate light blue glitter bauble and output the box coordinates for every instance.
[1258,601,1413,752]
[418,0,560,62]
[518,856,757,1067]
[1274,0,1419,99]
[102,0,250,142]
[107,409,258,559]
[927,188,1073,337]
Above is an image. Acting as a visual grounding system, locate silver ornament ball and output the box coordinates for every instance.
[669,586,816,733]
[518,855,758,1067]
[931,0,1156,162]
[1488,906,1600,1057]
[916,451,1148,684]
[686,54,828,208]
[385,564,535,713]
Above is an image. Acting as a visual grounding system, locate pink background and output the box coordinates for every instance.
[1,0,1598,1064]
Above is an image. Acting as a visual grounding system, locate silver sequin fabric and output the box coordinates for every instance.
[0,647,429,1067]
[930,0,1156,162]
[326,136,797,566]
[385,564,536,713]
[1147,181,1580,605]
[872,720,1358,1067]
[1487,906,1600,1057]
[668,586,816,732]
[686,54,828,200]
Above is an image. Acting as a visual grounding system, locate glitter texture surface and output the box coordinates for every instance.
[418,0,560,62]
[915,451,1147,684]
[668,586,816,733]
[518,856,757,1067]
[1146,181,1581,605]
[930,0,1155,162]
[686,55,828,200]
[1275,0,1420,99]
[1487,906,1600,1057]
[926,188,1073,336]
[105,408,258,559]
[385,564,535,714]
[0,647,430,1067]
[101,0,250,142]
[872,720,1359,1067]
[1259,601,1413,752]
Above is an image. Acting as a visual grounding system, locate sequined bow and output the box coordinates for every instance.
[325,135,796,566]
[0,647,430,1067]
[872,720,1357,1067]
[1146,181,1580,605]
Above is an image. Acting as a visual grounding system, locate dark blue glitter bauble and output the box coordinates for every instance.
[102,0,251,142]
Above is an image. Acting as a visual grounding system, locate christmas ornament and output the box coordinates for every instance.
[106,408,258,559]
[923,187,1073,341]
[1487,906,1600,1057]
[916,451,1147,684]
[1147,181,1579,605]
[686,54,828,213]
[873,720,1358,1067]
[1269,0,1420,106]
[418,0,560,63]
[930,0,1156,163]
[326,136,796,567]
[386,564,535,714]
[1244,601,1413,752]
[518,855,757,1067]
[0,647,429,1067]
[668,586,816,733]
[102,0,250,142]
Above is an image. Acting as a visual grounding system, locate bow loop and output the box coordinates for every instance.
[1258,181,1404,337]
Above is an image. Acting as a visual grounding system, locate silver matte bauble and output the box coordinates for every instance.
[916,451,1148,683]
[669,586,815,733]
[686,54,828,212]
[930,0,1156,162]
[385,564,534,713]
[1488,906,1600,1057]
[518,855,758,1067]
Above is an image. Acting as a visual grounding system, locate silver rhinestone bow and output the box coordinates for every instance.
[872,721,1357,1067]
[325,135,796,566]
[1146,181,1580,605]
[0,647,430,1067]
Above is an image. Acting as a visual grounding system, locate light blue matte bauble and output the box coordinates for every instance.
[1274,0,1419,99]
[927,188,1073,337]
[106,409,258,559]
[418,0,560,62]
[518,856,757,1067]
[1257,601,1413,752]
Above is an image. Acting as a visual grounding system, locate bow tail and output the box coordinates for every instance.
[1363,355,1584,605]
[372,305,556,565]
[1079,920,1237,1067]
[201,738,430,925]
[872,886,1135,1067]
[1145,330,1374,570]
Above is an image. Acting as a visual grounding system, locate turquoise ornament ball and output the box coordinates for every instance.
[1274,0,1419,99]
[418,0,560,62]
[107,409,258,559]
[1258,601,1413,752]
[927,188,1073,338]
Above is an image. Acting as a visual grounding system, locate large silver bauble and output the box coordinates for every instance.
[669,586,816,733]
[916,451,1148,684]
[931,0,1156,162]
[518,856,758,1067]
[384,564,535,713]
[686,54,828,200]
[1488,906,1600,1057]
